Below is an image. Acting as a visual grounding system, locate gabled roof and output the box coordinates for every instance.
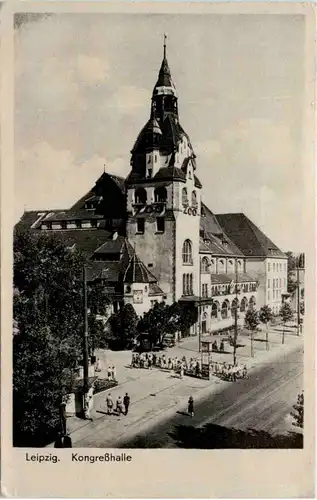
[70,172,126,212]
[15,210,67,231]
[86,261,121,282]
[200,202,224,236]
[148,282,165,296]
[93,235,128,256]
[216,213,286,258]
[123,252,157,284]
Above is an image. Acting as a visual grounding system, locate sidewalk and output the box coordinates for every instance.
[57,328,303,448]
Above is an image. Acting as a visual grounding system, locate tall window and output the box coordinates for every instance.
[135,188,147,204]
[268,262,271,272]
[210,259,215,273]
[154,186,167,203]
[156,217,165,233]
[183,273,193,295]
[191,190,198,208]
[137,218,145,233]
[182,239,193,264]
[201,257,209,273]
[273,263,276,272]
[268,279,270,289]
[182,187,188,206]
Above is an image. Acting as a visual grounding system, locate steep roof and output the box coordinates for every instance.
[153,55,175,91]
[153,166,186,183]
[216,213,286,258]
[86,261,121,282]
[148,282,165,296]
[123,252,157,284]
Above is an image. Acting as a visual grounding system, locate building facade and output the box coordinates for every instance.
[15,42,288,335]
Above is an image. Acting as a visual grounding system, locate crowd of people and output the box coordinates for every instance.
[131,352,248,382]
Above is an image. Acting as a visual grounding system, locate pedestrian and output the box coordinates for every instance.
[63,434,73,448]
[112,365,116,381]
[59,401,67,436]
[153,353,157,366]
[84,398,93,421]
[107,366,112,382]
[95,358,101,372]
[54,432,64,448]
[195,361,200,378]
[116,396,123,415]
[123,393,130,415]
[180,365,184,379]
[188,396,194,417]
[106,393,113,415]
[242,365,248,379]
[220,339,224,353]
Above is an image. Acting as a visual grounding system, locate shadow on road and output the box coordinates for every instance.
[167,423,303,449]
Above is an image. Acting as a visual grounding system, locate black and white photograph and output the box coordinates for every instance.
[12,9,309,454]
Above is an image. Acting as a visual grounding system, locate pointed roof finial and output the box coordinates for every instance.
[103,164,106,173]
[164,33,167,59]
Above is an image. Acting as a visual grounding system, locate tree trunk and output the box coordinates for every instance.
[282,325,285,344]
[266,324,269,351]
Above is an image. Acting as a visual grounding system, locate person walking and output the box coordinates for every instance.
[123,393,130,415]
[111,365,116,381]
[63,434,73,448]
[107,366,112,382]
[188,396,194,417]
[95,358,101,372]
[106,393,113,415]
[116,396,123,415]
[84,398,93,421]
[180,364,184,379]
[54,432,64,448]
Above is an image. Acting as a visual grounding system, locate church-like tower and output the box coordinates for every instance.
[126,38,202,303]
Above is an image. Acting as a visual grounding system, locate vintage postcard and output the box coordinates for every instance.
[1,0,315,497]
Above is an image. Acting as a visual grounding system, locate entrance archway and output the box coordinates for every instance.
[221,301,229,319]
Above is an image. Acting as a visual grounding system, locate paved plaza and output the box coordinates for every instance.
[57,323,303,448]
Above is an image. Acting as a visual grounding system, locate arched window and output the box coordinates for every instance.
[221,301,229,319]
[240,297,247,312]
[201,257,209,273]
[227,260,234,273]
[154,186,167,203]
[231,298,239,318]
[182,187,188,207]
[135,188,147,205]
[249,296,256,309]
[218,259,225,273]
[237,260,243,273]
[182,239,193,265]
[210,259,215,273]
[191,190,198,208]
[211,302,218,319]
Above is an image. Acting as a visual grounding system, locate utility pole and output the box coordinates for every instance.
[83,265,89,397]
[233,259,238,366]
[198,258,202,353]
[297,265,300,336]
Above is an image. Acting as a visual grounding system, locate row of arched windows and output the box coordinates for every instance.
[201,256,244,274]
[182,188,197,207]
[135,187,167,205]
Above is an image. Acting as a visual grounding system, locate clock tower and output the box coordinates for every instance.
[126,38,202,303]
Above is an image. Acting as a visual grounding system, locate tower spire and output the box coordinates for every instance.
[163,33,167,59]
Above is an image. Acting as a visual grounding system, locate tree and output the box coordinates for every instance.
[259,305,273,351]
[13,229,109,445]
[244,308,260,357]
[291,391,304,429]
[285,251,297,294]
[109,303,139,350]
[300,301,305,316]
[138,301,179,349]
[279,302,294,344]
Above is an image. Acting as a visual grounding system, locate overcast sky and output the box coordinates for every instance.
[14,13,305,251]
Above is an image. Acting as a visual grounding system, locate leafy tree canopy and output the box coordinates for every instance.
[259,305,273,325]
[244,307,260,331]
[279,302,294,323]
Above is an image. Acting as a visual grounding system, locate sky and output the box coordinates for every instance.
[14,13,305,251]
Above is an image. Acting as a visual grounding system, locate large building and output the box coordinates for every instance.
[15,41,288,335]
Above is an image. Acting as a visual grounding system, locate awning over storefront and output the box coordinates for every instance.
[179,295,213,306]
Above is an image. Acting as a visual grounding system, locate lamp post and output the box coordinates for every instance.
[198,257,202,353]
[83,266,89,398]
[233,259,239,366]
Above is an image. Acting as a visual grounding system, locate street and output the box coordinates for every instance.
[119,344,303,448]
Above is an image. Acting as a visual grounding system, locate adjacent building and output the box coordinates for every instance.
[15,41,288,335]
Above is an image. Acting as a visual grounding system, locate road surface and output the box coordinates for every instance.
[120,345,303,448]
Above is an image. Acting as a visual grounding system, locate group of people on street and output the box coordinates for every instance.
[211,339,225,353]
[107,365,117,382]
[212,362,247,381]
[106,392,130,416]
[131,352,202,378]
